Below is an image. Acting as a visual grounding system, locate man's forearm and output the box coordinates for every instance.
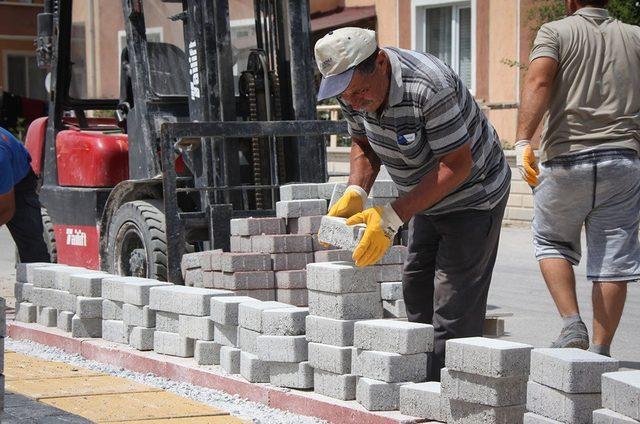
[0,210,13,227]
[348,136,380,192]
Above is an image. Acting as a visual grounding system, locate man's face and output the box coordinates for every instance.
[338,52,390,113]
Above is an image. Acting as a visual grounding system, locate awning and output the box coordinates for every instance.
[311,6,376,33]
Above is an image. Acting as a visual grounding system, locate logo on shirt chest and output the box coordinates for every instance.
[397,133,416,146]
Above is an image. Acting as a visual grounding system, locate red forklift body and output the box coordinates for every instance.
[24,116,48,176]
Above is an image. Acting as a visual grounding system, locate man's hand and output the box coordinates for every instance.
[327,185,367,219]
[346,204,403,267]
[0,189,16,227]
[515,140,539,187]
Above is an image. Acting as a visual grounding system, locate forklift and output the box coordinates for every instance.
[26,0,346,282]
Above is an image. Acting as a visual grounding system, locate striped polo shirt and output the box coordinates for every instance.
[339,47,510,215]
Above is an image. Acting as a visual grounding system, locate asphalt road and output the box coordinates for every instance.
[1,225,638,367]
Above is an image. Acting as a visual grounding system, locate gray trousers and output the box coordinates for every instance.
[402,193,508,380]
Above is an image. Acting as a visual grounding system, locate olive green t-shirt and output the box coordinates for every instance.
[530,8,640,162]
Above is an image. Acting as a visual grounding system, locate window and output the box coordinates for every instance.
[5,53,48,100]
[413,0,475,93]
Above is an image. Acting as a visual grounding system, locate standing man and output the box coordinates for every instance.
[516,0,640,355]
[0,126,50,263]
[315,28,511,379]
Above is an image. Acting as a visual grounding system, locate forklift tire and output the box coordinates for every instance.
[41,208,57,263]
[106,200,168,281]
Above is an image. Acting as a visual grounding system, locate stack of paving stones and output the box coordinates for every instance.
[15,262,56,324]
[352,319,433,411]
[149,285,233,358]
[180,251,214,287]
[443,337,533,423]
[595,370,640,423]
[305,261,382,401]
[210,296,260,367]
[525,348,619,424]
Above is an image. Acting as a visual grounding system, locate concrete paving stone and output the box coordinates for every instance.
[382,299,407,318]
[484,318,506,337]
[15,302,37,323]
[448,399,526,424]
[352,348,428,383]
[200,270,215,288]
[252,234,313,254]
[102,319,128,344]
[31,266,64,288]
[240,351,271,383]
[14,281,33,302]
[270,252,315,271]
[313,369,357,401]
[218,271,275,290]
[269,361,314,389]
[51,266,97,291]
[198,249,224,271]
[238,301,294,332]
[380,282,403,301]
[274,270,307,289]
[155,311,180,333]
[121,279,170,306]
[194,340,222,365]
[317,216,365,251]
[257,335,308,362]
[237,326,261,354]
[16,262,59,283]
[523,412,565,423]
[129,326,155,350]
[181,250,212,272]
[370,180,399,198]
[276,199,327,218]
[317,182,337,200]
[602,371,640,420]
[308,342,353,374]
[71,316,101,338]
[153,330,194,357]
[210,296,261,325]
[530,348,620,393]
[231,288,276,301]
[68,273,109,297]
[31,287,76,312]
[37,306,57,327]
[527,380,601,424]
[178,315,214,341]
[102,299,124,320]
[149,285,233,316]
[305,315,357,346]
[213,322,239,347]
[593,409,640,424]
[122,304,155,328]
[307,289,383,320]
[306,261,378,294]
[399,382,446,422]
[445,337,534,378]
[275,288,308,306]
[262,307,308,336]
[313,249,353,263]
[219,252,272,272]
[374,264,403,282]
[366,196,398,208]
[230,235,253,253]
[279,183,319,201]
[75,297,103,319]
[56,311,74,332]
[288,215,324,234]
[230,217,286,236]
[378,245,407,265]
[220,346,241,374]
[102,276,147,302]
[354,319,433,355]
[356,377,408,411]
[328,183,347,210]
[184,268,203,286]
[441,367,527,407]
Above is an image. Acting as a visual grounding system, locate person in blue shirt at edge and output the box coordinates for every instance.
[0,126,50,263]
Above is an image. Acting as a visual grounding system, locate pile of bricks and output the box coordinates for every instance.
[596,370,640,423]
[443,337,533,423]
[352,320,433,411]
[210,296,256,367]
[525,348,619,423]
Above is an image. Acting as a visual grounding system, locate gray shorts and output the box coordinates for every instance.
[533,149,640,282]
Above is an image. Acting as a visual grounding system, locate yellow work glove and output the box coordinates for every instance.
[346,204,404,267]
[327,185,368,218]
[515,140,539,187]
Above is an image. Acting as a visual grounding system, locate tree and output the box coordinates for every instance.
[528,0,640,31]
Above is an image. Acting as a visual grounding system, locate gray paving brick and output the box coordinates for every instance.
[102,276,145,302]
[305,315,357,346]
[307,289,382,320]
[328,183,347,210]
[262,307,308,336]
[370,180,399,198]
[230,236,253,253]
[240,351,271,383]
[366,197,398,208]
[593,409,640,424]
[195,340,222,365]
[31,265,65,288]
[274,270,307,289]
[219,253,272,272]
[181,251,212,272]
[16,262,59,283]
[448,400,525,424]
[76,297,103,319]
[257,335,308,362]
[275,289,308,307]
[230,217,286,236]
[445,337,534,378]
[149,285,233,316]
[270,252,314,271]
[15,302,36,323]
[279,183,319,201]
[313,249,353,263]
[382,300,406,318]
[153,330,194,357]
[374,264,403,282]
[238,301,294,332]
[178,315,214,341]
[352,348,428,383]
[68,273,109,297]
[269,361,314,389]
[252,234,313,254]
[317,216,365,251]
[602,371,640,420]
[357,377,407,411]
[217,271,275,290]
[14,281,33,302]
[122,304,155,328]
[288,215,323,234]
[237,327,261,354]
[129,326,154,350]
[313,369,357,400]
[51,267,97,291]
[102,319,128,344]
[531,348,619,394]
[378,245,407,265]
[210,296,261,325]
[220,346,241,374]
[523,412,565,423]
[484,318,506,337]
[155,311,179,333]
[441,367,527,407]
[276,199,327,218]
[184,269,203,286]
[231,289,276,301]
[399,382,446,422]
[527,380,601,423]
[380,282,403,301]
[37,306,57,327]
[102,300,123,320]
[31,287,76,312]
[121,279,171,306]
[56,311,74,332]
[306,261,377,294]
[71,316,101,338]
[213,322,239,347]
[354,319,433,355]
[308,342,353,374]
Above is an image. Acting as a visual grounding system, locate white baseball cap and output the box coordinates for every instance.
[314,27,377,100]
